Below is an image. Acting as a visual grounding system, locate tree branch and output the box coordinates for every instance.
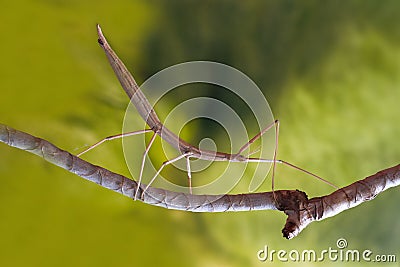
[0,123,398,239]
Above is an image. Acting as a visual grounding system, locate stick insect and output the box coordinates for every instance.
[78,25,337,200]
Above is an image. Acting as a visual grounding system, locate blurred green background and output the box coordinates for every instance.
[0,0,399,266]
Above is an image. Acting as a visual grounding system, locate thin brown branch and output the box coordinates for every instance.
[0,123,398,239]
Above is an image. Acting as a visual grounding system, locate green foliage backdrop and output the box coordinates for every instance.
[0,1,399,266]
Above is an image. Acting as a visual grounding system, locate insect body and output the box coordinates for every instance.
[78,25,337,200]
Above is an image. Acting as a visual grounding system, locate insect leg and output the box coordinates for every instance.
[134,132,157,200]
[235,120,279,156]
[77,129,152,157]
[141,153,191,198]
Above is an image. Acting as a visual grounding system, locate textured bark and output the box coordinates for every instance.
[0,123,398,239]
